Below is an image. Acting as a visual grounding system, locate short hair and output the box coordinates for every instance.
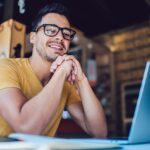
[31,3,70,32]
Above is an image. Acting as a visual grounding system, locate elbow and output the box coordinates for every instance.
[95,129,107,138]
[89,124,108,138]
[13,121,42,135]
[17,128,41,135]
[92,128,108,138]
[15,126,42,135]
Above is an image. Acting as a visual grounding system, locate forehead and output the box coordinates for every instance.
[41,13,70,28]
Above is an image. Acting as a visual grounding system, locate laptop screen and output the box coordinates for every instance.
[129,61,150,143]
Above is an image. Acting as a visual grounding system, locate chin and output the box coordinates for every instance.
[45,55,57,62]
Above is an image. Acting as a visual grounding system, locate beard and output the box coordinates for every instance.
[36,40,68,62]
[45,55,57,62]
[36,48,58,62]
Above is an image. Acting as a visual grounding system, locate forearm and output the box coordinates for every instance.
[16,68,66,134]
[77,74,107,137]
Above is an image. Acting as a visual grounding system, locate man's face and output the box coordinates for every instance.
[31,13,71,62]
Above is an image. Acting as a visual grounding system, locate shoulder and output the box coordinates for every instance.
[0,58,15,70]
[0,58,13,65]
[0,58,25,90]
[0,58,27,69]
[0,58,28,77]
[0,58,20,76]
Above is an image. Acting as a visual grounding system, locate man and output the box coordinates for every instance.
[0,3,107,137]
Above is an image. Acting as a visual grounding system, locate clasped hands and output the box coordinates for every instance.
[50,55,84,84]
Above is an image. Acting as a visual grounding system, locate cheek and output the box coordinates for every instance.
[37,36,47,47]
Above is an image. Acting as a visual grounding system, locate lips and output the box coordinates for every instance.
[49,44,63,50]
[48,43,64,51]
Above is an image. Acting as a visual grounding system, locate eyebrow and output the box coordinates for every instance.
[43,23,71,28]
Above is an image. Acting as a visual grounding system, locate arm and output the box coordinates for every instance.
[66,56,107,138]
[43,55,107,137]
[0,60,73,134]
[68,75,107,138]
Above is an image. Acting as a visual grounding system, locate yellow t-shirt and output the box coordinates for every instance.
[0,58,81,137]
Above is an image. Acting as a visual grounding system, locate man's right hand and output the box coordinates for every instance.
[50,55,77,83]
[58,59,74,78]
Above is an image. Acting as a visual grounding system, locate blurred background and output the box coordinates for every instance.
[0,0,150,138]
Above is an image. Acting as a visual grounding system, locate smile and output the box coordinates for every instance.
[49,45,63,50]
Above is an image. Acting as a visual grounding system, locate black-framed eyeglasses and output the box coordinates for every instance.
[35,24,76,41]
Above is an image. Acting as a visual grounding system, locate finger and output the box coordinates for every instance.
[57,55,67,65]
[71,72,76,81]
[72,57,81,68]
[71,69,76,83]
[67,74,72,82]
[65,56,81,71]
[64,55,75,61]
[67,70,75,84]
[72,62,77,75]
[50,63,57,72]
[70,67,76,80]
[63,55,78,74]
[50,55,67,72]
[53,56,64,67]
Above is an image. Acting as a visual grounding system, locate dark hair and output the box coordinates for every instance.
[31,3,70,32]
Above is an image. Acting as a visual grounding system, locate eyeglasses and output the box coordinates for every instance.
[35,24,76,41]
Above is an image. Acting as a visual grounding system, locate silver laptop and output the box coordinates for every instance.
[97,61,150,144]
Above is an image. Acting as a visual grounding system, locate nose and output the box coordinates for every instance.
[55,30,64,41]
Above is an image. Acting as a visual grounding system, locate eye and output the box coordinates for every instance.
[45,25,58,35]
[63,29,71,38]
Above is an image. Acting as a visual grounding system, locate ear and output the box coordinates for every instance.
[30,32,36,44]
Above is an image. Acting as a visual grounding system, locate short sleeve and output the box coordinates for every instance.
[66,83,81,107]
[0,59,20,90]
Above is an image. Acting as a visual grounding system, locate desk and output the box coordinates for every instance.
[8,133,150,150]
[0,141,149,150]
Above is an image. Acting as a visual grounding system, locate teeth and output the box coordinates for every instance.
[49,45,62,50]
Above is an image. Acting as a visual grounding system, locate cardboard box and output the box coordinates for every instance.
[0,19,26,58]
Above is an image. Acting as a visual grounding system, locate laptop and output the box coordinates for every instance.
[97,61,150,144]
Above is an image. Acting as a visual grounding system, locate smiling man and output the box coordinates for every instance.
[0,3,107,138]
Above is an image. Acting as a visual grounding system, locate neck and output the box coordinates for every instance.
[29,54,52,85]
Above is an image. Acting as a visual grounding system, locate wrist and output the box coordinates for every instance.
[76,73,87,85]
[55,67,68,80]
